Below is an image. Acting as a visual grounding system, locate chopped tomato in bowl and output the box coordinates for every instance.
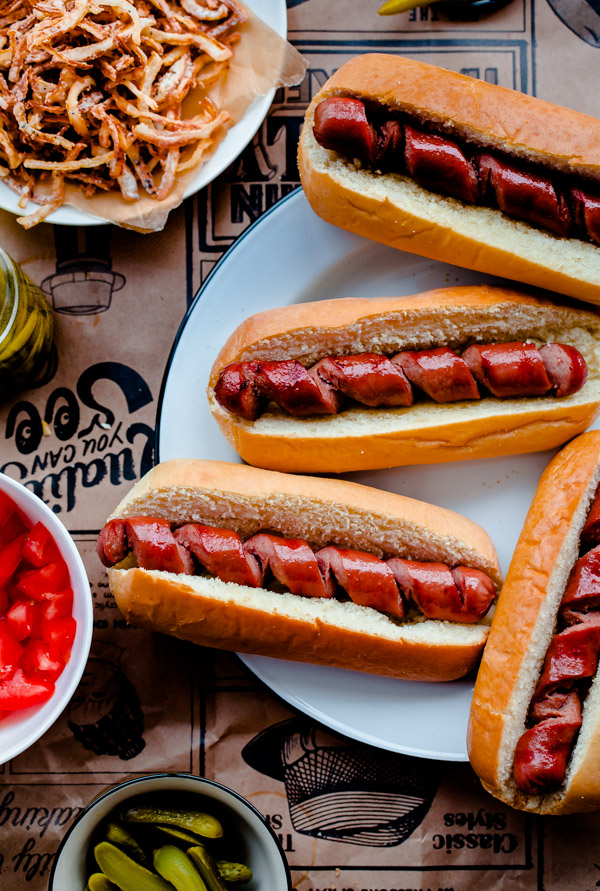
[0,474,92,764]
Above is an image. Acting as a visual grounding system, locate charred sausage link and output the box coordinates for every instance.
[312,97,600,246]
[404,124,479,204]
[97,517,194,575]
[478,153,571,238]
[214,342,587,421]
[97,518,495,623]
[393,347,480,403]
[462,342,551,398]
[513,541,600,795]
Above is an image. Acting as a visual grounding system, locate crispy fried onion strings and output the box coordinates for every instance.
[0,0,245,224]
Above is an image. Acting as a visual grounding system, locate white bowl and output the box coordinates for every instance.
[49,773,293,890]
[0,472,93,764]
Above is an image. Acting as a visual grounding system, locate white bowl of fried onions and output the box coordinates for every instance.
[0,0,286,227]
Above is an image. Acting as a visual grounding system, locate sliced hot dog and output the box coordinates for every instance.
[462,342,552,398]
[213,362,268,422]
[174,524,263,587]
[533,620,600,698]
[97,519,128,567]
[404,124,479,204]
[386,559,494,623]
[571,187,600,246]
[477,154,571,238]
[581,489,600,549]
[376,120,403,164]
[392,347,480,403]
[214,340,586,421]
[246,534,332,598]
[539,343,588,398]
[257,360,340,416]
[313,97,376,161]
[316,547,405,617]
[560,545,600,623]
[98,516,496,625]
[313,354,413,407]
[125,518,194,575]
[513,697,582,796]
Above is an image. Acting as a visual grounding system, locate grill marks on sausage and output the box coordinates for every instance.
[214,342,587,422]
[513,488,600,796]
[97,518,496,624]
[312,97,600,247]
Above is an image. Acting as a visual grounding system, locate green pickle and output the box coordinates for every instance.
[105,821,147,862]
[87,873,120,891]
[153,845,208,891]
[0,247,54,392]
[94,841,172,891]
[187,845,228,891]
[123,807,223,839]
[215,861,253,884]
[155,825,204,845]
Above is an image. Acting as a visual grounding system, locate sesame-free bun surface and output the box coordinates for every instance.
[468,432,600,813]
[107,459,501,681]
[298,54,600,305]
[207,286,600,473]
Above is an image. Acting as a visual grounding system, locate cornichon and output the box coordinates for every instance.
[155,825,203,846]
[87,873,120,891]
[123,808,223,839]
[106,822,147,862]
[153,845,208,891]
[215,861,253,884]
[187,845,228,891]
[94,842,173,891]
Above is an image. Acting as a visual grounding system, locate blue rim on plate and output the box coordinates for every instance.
[48,771,293,890]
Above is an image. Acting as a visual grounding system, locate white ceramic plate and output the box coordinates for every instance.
[0,0,286,227]
[157,188,599,761]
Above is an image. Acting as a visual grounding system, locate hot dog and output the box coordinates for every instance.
[207,285,600,474]
[101,459,502,682]
[298,55,600,306]
[468,431,600,813]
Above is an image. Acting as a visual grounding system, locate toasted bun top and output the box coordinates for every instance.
[109,459,501,586]
[468,431,600,813]
[209,285,600,382]
[309,55,600,179]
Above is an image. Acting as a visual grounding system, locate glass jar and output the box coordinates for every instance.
[0,246,55,393]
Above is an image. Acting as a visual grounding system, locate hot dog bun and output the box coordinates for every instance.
[207,285,600,473]
[298,54,600,305]
[106,459,502,682]
[468,431,600,814]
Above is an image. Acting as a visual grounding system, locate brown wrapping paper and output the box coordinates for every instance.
[2,1,600,888]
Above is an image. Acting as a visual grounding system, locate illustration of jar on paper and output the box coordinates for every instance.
[67,640,145,760]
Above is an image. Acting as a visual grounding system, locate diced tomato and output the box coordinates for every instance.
[0,668,54,710]
[16,560,69,601]
[0,491,14,527]
[41,616,76,659]
[0,623,23,680]
[0,534,28,586]
[6,601,36,641]
[0,488,76,718]
[0,510,27,548]
[36,589,73,624]
[22,523,59,568]
[21,640,64,682]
